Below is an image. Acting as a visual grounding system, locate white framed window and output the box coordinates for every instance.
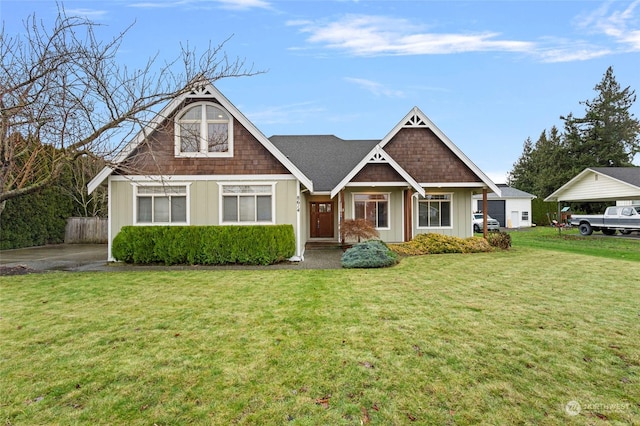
[353,193,389,229]
[135,185,188,224]
[175,102,233,157]
[522,211,529,221]
[220,184,275,224]
[418,194,452,228]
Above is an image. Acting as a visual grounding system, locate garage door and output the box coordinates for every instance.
[477,200,506,227]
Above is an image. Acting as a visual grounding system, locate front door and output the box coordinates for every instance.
[310,202,334,238]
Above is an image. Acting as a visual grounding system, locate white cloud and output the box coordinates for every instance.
[216,0,272,10]
[245,102,324,125]
[576,0,640,51]
[129,0,271,10]
[290,15,534,57]
[65,8,109,19]
[344,77,404,98]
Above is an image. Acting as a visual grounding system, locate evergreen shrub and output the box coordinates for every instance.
[486,231,512,250]
[389,233,493,256]
[112,225,295,265]
[341,240,398,269]
[0,185,73,249]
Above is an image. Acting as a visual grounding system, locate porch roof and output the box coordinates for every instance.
[269,135,378,192]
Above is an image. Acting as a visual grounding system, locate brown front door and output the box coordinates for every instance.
[310,202,334,238]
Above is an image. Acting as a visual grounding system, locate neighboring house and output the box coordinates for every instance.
[545,167,640,204]
[88,83,500,261]
[472,184,536,228]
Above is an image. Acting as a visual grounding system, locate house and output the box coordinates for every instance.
[88,83,500,261]
[472,184,536,228]
[545,167,640,204]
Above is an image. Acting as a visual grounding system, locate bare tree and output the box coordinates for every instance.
[0,6,260,217]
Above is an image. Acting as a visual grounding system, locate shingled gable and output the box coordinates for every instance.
[330,107,501,199]
[87,83,313,194]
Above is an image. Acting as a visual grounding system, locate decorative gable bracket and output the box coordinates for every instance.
[189,85,216,97]
[369,146,388,163]
[404,113,427,127]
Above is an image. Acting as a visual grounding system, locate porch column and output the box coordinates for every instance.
[339,190,345,244]
[482,188,488,238]
[404,189,413,242]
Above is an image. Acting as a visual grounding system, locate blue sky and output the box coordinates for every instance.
[2,0,640,183]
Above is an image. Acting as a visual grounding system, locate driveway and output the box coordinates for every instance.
[0,244,108,274]
[0,244,343,274]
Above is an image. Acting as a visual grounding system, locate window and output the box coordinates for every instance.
[522,211,529,221]
[136,186,187,224]
[418,194,451,227]
[221,184,273,223]
[175,102,232,157]
[354,193,389,228]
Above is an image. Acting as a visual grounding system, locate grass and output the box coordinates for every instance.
[507,226,640,261]
[1,232,639,425]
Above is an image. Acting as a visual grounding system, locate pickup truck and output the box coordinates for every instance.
[570,205,640,236]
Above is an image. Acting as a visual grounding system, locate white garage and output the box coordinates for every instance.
[473,184,536,228]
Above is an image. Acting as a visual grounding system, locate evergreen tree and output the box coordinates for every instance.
[508,67,639,200]
[562,66,639,172]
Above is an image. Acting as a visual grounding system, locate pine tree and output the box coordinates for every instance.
[562,66,640,172]
[509,67,639,200]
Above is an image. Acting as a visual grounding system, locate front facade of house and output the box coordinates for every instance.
[89,84,500,261]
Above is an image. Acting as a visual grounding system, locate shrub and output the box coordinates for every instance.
[389,233,493,256]
[340,219,379,243]
[341,240,398,268]
[486,231,512,250]
[112,225,296,265]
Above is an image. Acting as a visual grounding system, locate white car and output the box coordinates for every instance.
[472,213,500,232]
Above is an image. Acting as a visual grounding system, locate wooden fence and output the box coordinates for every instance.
[65,217,108,244]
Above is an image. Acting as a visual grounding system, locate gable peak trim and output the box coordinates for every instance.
[189,85,216,97]
[369,146,388,163]
[404,111,427,127]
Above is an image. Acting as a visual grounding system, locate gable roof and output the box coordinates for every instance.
[544,167,640,202]
[494,184,537,199]
[330,107,500,198]
[269,135,378,192]
[591,167,640,187]
[88,83,313,194]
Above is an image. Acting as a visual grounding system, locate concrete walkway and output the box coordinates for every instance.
[0,244,343,274]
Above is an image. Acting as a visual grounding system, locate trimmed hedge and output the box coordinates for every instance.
[341,240,398,269]
[0,184,73,250]
[112,225,296,266]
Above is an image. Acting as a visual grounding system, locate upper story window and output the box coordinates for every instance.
[175,102,233,157]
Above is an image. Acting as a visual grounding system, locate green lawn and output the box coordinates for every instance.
[507,226,640,262]
[1,234,639,425]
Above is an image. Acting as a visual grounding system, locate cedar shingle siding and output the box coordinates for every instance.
[384,128,480,183]
[116,108,289,176]
[353,163,405,182]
